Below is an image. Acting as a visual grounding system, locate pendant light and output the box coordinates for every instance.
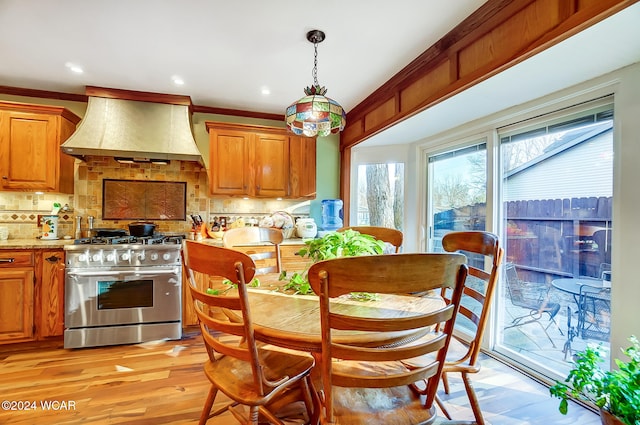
[285,30,346,137]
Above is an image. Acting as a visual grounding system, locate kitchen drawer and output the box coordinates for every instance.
[0,251,34,267]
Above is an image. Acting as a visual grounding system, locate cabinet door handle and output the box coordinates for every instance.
[2,176,7,179]
[0,258,15,263]
[46,255,61,263]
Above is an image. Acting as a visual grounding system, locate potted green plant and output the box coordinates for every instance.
[549,336,640,425]
[279,229,386,295]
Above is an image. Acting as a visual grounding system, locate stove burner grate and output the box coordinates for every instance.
[73,234,185,245]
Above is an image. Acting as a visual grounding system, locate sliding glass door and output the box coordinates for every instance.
[426,142,488,338]
[495,100,614,377]
[422,98,614,381]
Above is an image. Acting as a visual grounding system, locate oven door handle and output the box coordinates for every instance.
[67,269,179,277]
[134,270,180,275]
[67,271,123,277]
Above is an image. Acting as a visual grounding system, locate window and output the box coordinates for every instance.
[427,142,487,251]
[354,163,404,230]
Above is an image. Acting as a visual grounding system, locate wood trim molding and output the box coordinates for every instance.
[85,86,193,107]
[193,104,283,122]
[0,100,81,124]
[0,85,285,121]
[340,147,351,226]
[341,0,638,151]
[204,121,288,133]
[0,85,87,103]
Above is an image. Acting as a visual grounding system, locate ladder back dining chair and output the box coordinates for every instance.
[437,231,504,425]
[308,252,469,425]
[337,225,403,253]
[182,241,315,425]
[223,226,284,275]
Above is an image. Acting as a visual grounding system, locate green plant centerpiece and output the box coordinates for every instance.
[549,336,640,425]
[278,229,386,297]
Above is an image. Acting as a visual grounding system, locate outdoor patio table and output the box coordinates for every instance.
[552,277,607,305]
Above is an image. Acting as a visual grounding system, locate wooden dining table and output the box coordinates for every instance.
[246,288,444,352]
[222,272,445,353]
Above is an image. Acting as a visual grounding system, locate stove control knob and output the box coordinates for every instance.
[78,254,87,262]
[106,253,115,262]
[150,252,159,261]
[137,252,146,261]
[121,252,130,261]
[92,254,102,262]
[162,253,172,261]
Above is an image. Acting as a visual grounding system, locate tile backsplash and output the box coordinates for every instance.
[0,192,75,239]
[0,156,309,240]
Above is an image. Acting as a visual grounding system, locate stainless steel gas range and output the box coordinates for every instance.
[63,235,183,349]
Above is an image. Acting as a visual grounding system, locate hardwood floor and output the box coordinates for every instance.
[0,330,599,425]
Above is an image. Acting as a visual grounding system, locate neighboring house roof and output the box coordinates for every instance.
[504,121,613,201]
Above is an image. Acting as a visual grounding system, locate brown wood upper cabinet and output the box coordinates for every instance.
[206,122,316,199]
[0,101,80,193]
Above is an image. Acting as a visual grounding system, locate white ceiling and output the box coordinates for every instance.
[1,1,639,149]
[0,0,486,115]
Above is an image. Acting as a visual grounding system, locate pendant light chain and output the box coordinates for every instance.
[312,40,319,87]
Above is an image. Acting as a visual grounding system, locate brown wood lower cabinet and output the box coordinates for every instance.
[0,249,66,345]
[0,250,35,343]
[37,250,66,338]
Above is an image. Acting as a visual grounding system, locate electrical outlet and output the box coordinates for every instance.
[37,215,44,227]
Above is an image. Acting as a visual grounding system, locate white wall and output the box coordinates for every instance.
[611,62,640,354]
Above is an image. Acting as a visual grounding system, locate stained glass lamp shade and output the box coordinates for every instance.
[285,30,346,138]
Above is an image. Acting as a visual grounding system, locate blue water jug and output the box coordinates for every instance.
[321,199,343,231]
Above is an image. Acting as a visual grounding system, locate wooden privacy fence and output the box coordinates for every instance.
[434,197,612,282]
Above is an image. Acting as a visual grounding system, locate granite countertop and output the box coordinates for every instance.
[0,236,310,250]
[199,237,308,247]
[0,238,76,249]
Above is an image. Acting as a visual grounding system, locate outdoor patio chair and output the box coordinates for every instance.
[577,286,611,342]
[503,263,561,347]
[562,284,611,359]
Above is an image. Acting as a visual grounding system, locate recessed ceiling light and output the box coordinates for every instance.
[261,87,271,95]
[64,62,83,74]
[172,75,185,85]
